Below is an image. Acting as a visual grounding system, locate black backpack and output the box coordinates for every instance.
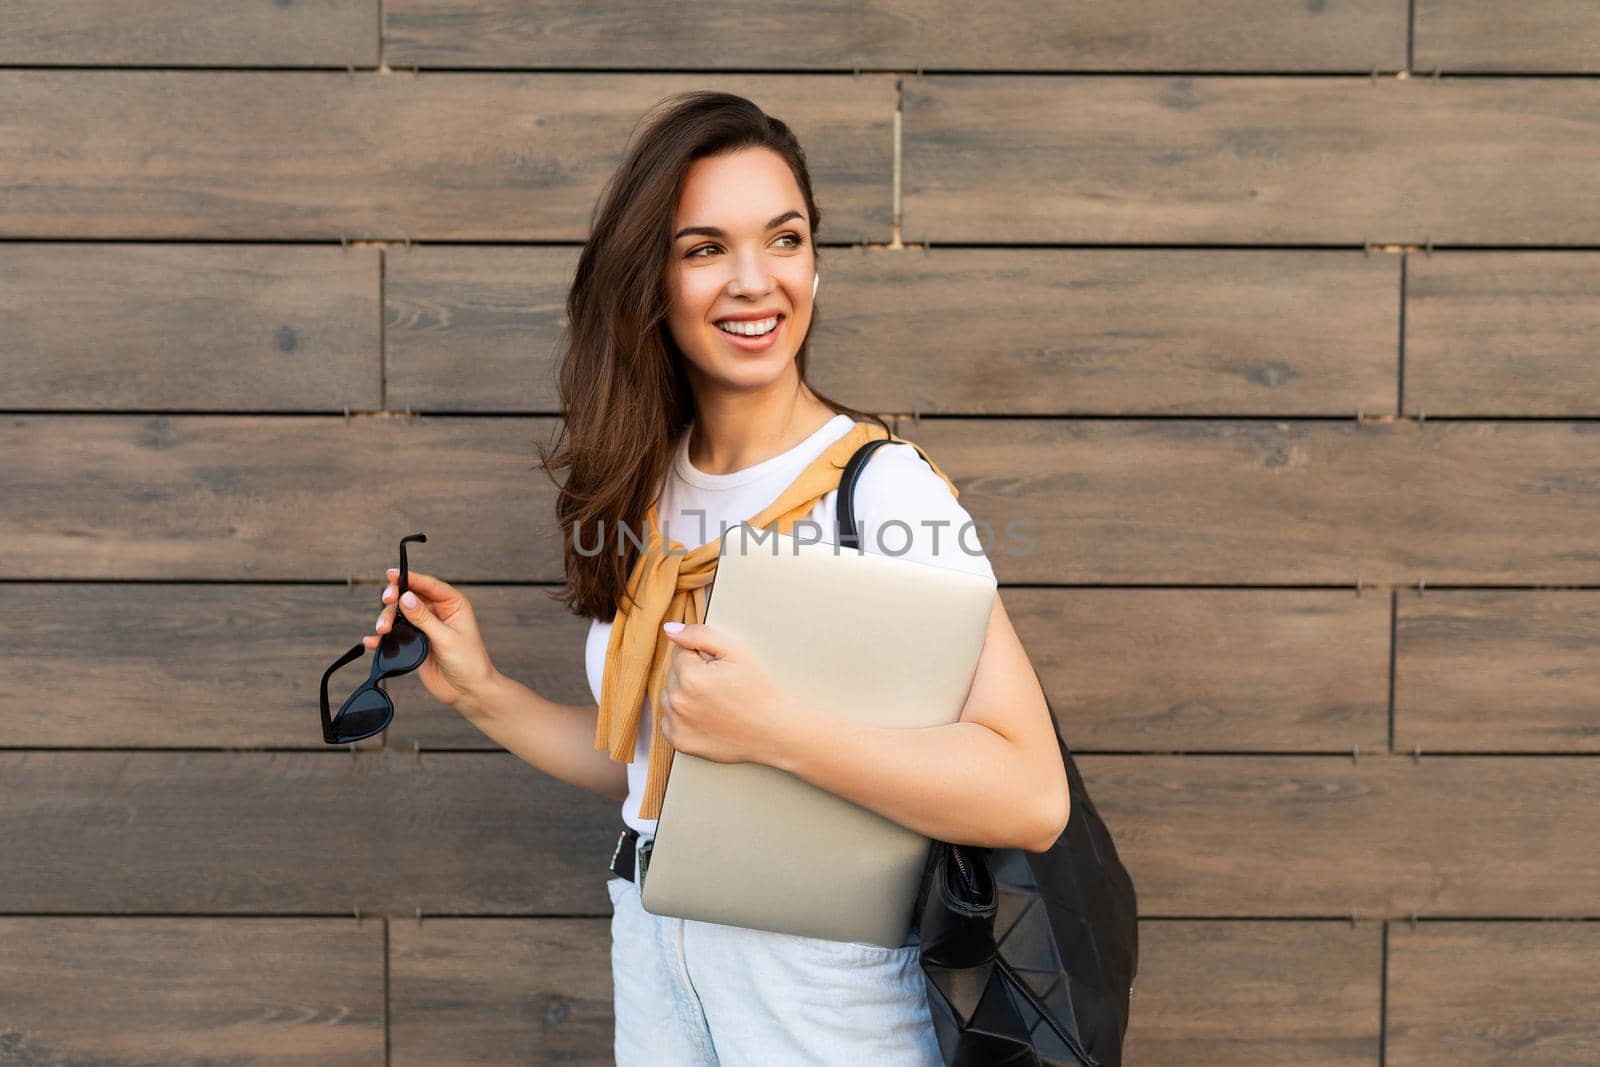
[836,435,1139,1067]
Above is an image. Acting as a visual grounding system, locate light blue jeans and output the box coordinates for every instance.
[606,866,943,1066]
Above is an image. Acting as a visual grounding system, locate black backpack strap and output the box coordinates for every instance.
[835,433,939,550]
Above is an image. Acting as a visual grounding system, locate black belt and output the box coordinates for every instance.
[608,826,653,884]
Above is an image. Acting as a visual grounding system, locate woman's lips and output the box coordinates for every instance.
[715,314,785,352]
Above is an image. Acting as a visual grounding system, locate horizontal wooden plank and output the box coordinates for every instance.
[903,417,1600,584]
[0,415,569,581]
[1396,591,1600,752]
[1123,921,1381,1066]
[2,244,380,411]
[0,71,894,240]
[0,583,593,748]
[1081,754,1600,916]
[12,581,1588,762]
[0,751,618,913]
[7,417,1598,585]
[0,583,1393,753]
[1,0,379,67]
[903,76,1600,244]
[1387,921,1600,1066]
[386,246,1400,415]
[1405,252,1600,416]
[385,0,1405,72]
[818,248,1399,416]
[1414,0,1600,73]
[1008,588,1391,752]
[390,918,612,1066]
[26,243,1597,418]
[5,753,1594,916]
[0,918,384,1065]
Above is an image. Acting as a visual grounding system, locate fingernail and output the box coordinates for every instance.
[663,621,684,634]
[382,586,393,601]
[401,591,418,608]
[375,613,385,630]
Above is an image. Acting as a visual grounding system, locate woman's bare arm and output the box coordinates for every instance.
[455,673,629,802]
[767,594,1069,852]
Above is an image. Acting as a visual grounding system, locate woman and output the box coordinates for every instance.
[365,91,1069,1065]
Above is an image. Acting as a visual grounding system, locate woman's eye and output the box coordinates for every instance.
[685,233,806,259]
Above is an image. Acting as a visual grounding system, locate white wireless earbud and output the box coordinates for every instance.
[812,272,820,297]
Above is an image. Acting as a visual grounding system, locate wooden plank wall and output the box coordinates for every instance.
[3,2,1598,1064]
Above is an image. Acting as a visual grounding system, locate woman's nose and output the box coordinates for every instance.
[730,258,773,296]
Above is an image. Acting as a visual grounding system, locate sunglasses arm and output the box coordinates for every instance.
[320,641,369,744]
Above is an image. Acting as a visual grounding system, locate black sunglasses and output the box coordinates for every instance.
[320,532,430,744]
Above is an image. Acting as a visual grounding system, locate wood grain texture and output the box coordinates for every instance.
[27,243,1600,419]
[381,246,1399,415]
[390,918,613,1066]
[1121,921,1382,1066]
[1006,588,1392,752]
[1405,252,1600,416]
[0,751,617,913]
[1415,0,1600,73]
[5,751,1595,918]
[0,71,894,241]
[1078,754,1600,916]
[384,0,1406,72]
[0,582,1396,754]
[0,582,594,748]
[0,918,384,1066]
[810,248,1400,416]
[903,75,1600,244]
[1396,591,1600,752]
[384,245,577,413]
[0,0,379,67]
[2,243,380,411]
[1387,921,1600,1066]
[0,414,568,580]
[898,417,1600,584]
[7,415,1597,584]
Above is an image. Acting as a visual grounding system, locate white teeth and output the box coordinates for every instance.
[716,315,779,337]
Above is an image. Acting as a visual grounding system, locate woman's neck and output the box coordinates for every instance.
[685,389,839,476]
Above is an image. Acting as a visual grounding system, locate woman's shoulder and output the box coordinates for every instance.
[851,439,956,508]
[849,440,995,580]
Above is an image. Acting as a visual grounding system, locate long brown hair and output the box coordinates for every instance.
[534,90,889,621]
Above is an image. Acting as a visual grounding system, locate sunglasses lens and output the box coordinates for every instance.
[377,619,427,674]
[336,687,393,741]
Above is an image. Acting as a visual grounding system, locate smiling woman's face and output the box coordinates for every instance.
[666,147,816,396]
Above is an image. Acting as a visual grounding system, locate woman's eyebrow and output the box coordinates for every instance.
[674,209,805,241]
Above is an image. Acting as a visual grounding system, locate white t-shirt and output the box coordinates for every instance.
[583,413,996,839]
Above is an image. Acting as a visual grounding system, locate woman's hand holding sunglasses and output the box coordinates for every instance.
[370,567,498,710]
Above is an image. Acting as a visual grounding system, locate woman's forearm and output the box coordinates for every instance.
[454,672,629,803]
[768,706,1068,853]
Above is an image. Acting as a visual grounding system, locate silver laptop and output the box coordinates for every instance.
[638,523,997,947]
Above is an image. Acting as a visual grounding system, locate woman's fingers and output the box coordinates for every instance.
[385,567,452,594]
[373,567,458,641]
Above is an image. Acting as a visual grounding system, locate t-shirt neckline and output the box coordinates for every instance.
[673,413,855,491]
